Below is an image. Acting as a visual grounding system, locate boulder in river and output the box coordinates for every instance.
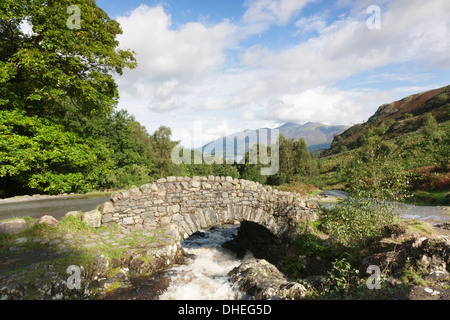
[228,259,308,300]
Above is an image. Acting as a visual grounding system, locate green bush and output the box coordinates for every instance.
[321,198,399,246]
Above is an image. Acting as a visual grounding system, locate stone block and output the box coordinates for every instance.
[102,214,113,224]
[129,186,142,197]
[82,210,102,228]
[98,201,114,214]
[190,180,200,188]
[140,183,158,194]
[0,219,27,235]
[64,211,81,219]
[167,204,181,215]
[122,217,134,225]
[141,212,154,219]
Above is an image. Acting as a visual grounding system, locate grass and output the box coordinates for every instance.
[406,189,449,206]
[274,181,320,196]
[401,267,430,286]
[402,219,434,237]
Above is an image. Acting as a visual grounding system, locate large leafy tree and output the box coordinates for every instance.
[0,109,114,195]
[0,0,136,119]
[150,126,185,178]
[0,0,138,196]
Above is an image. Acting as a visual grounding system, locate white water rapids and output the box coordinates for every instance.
[158,226,255,300]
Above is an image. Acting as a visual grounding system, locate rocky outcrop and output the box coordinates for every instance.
[0,263,91,300]
[228,259,308,300]
[359,235,450,300]
[0,210,184,300]
[0,238,183,300]
[360,235,450,276]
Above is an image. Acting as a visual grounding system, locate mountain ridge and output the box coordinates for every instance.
[198,122,349,158]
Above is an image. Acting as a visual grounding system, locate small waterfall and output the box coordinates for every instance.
[158,226,255,300]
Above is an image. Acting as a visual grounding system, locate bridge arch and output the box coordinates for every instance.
[98,176,319,241]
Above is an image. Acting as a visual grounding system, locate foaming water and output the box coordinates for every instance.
[158,226,254,300]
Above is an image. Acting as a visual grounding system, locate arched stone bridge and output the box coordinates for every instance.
[98,176,320,241]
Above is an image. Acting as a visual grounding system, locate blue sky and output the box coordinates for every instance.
[94,0,450,148]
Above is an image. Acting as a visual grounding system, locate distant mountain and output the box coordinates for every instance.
[276,122,349,147]
[323,85,450,156]
[199,122,349,159]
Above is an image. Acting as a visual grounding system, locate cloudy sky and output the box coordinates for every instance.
[96,0,450,148]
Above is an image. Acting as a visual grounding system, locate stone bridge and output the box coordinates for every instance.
[97,176,320,241]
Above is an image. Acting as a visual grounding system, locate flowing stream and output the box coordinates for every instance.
[106,225,256,300]
[158,226,255,300]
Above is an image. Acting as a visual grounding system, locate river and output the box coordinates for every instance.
[317,190,450,225]
[158,226,255,300]
[103,225,255,300]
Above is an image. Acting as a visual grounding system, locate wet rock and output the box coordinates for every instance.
[228,259,308,300]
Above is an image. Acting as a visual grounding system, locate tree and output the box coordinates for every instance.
[0,109,114,195]
[268,135,313,185]
[150,126,183,178]
[0,0,136,120]
[0,1,140,195]
[421,112,439,141]
[237,144,269,184]
[322,125,410,246]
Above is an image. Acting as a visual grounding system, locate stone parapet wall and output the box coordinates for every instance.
[99,176,319,240]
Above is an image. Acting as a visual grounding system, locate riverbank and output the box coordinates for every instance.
[0,212,183,300]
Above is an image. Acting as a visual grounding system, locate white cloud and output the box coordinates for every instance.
[117,5,237,80]
[259,87,407,125]
[114,0,450,145]
[240,0,450,79]
[294,15,327,35]
[243,0,314,26]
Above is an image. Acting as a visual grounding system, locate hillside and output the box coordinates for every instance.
[324,85,450,156]
[316,85,449,201]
